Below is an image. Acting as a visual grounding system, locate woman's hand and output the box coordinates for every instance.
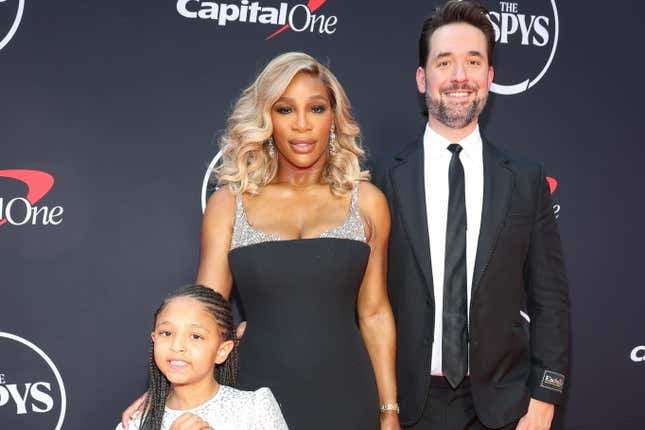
[169,413,213,430]
[120,392,146,428]
[380,412,401,430]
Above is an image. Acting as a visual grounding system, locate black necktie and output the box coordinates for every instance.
[442,143,468,389]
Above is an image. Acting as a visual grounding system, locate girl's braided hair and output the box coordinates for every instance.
[139,284,238,430]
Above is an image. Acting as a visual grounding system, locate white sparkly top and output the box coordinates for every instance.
[230,181,366,250]
[116,385,288,430]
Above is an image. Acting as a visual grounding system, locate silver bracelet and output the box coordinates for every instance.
[379,402,400,414]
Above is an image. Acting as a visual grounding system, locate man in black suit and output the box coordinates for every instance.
[372,2,569,429]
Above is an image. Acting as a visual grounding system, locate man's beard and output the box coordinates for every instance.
[426,84,487,129]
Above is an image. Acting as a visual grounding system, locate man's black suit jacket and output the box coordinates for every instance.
[371,135,570,428]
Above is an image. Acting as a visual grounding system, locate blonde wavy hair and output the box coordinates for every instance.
[213,52,369,196]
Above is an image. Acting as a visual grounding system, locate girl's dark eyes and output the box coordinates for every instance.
[157,330,204,340]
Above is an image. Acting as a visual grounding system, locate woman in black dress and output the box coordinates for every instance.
[196,52,399,429]
[122,52,400,430]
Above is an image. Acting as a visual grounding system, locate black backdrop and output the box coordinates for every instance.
[1,1,644,429]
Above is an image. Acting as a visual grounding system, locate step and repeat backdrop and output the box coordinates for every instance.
[1,1,643,429]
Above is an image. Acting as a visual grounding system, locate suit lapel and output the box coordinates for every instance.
[390,138,433,295]
[472,139,514,295]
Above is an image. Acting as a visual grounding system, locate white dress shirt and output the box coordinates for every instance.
[423,124,484,375]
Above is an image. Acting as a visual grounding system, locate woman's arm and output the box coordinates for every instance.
[195,187,237,298]
[356,182,400,429]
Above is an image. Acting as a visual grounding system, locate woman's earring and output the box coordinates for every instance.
[328,125,337,155]
[266,137,276,157]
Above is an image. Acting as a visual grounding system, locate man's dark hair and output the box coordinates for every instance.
[418,1,496,68]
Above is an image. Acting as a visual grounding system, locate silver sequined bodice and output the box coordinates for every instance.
[230,181,366,250]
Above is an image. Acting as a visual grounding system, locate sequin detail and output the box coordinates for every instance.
[230,182,366,250]
[118,385,288,430]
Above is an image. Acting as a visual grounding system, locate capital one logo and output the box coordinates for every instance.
[482,0,559,95]
[0,332,66,429]
[631,346,645,362]
[0,169,65,227]
[176,0,337,39]
[0,0,24,53]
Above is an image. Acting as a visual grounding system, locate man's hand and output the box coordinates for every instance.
[380,412,401,430]
[515,398,555,430]
[169,413,213,430]
[121,392,146,428]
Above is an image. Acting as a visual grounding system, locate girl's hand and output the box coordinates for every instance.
[169,412,213,430]
[121,392,146,428]
[380,412,401,430]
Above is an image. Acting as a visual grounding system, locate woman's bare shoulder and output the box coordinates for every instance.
[203,187,238,230]
[356,181,390,243]
[357,181,389,214]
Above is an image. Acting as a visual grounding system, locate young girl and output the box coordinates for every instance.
[117,285,288,430]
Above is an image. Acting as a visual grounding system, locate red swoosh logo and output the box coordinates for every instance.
[266,0,327,40]
[546,176,558,195]
[0,169,55,225]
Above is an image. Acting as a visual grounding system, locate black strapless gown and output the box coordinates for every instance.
[229,238,379,429]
